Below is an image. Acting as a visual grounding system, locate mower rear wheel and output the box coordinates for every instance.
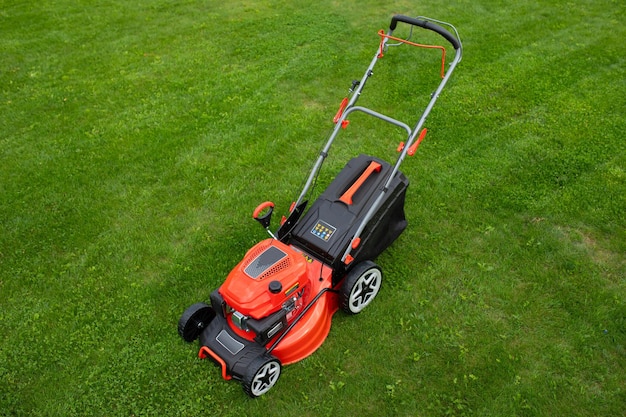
[340,261,382,314]
[178,302,215,342]
[242,355,282,398]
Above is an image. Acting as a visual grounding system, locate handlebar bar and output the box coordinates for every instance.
[390,15,460,50]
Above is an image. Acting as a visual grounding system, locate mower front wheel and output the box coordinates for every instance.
[178,302,215,342]
[340,261,382,314]
[242,355,282,398]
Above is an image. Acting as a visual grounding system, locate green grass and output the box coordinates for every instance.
[1,0,624,415]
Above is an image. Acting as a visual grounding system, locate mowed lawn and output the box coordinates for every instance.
[1,0,624,416]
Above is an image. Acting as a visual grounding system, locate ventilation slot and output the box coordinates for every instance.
[243,245,291,279]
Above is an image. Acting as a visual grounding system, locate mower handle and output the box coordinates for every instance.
[390,15,460,50]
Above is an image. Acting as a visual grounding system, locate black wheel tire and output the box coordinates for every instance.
[178,302,215,342]
[340,261,382,315]
[242,355,282,398]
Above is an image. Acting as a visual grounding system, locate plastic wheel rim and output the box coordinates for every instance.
[251,361,281,397]
[349,268,382,313]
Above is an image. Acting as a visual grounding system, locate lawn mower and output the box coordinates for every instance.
[178,14,462,397]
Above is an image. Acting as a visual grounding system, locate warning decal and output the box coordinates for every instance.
[310,220,336,242]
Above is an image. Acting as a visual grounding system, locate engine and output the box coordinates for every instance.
[213,239,310,345]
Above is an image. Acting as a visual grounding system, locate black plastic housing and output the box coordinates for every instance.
[247,309,288,346]
[289,154,409,281]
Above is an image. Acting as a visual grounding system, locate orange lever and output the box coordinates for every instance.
[407,128,427,156]
[339,161,382,205]
[333,98,349,124]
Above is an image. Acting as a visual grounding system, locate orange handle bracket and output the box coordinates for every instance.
[407,129,427,156]
[339,161,382,205]
[333,98,349,124]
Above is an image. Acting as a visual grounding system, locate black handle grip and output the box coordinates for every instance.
[390,15,460,50]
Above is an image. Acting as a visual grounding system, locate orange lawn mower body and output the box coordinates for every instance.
[178,14,462,397]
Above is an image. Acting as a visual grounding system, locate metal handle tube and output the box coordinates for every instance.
[341,42,462,263]
[294,39,390,208]
[342,106,412,137]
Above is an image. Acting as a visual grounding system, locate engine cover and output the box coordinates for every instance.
[219,239,308,319]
